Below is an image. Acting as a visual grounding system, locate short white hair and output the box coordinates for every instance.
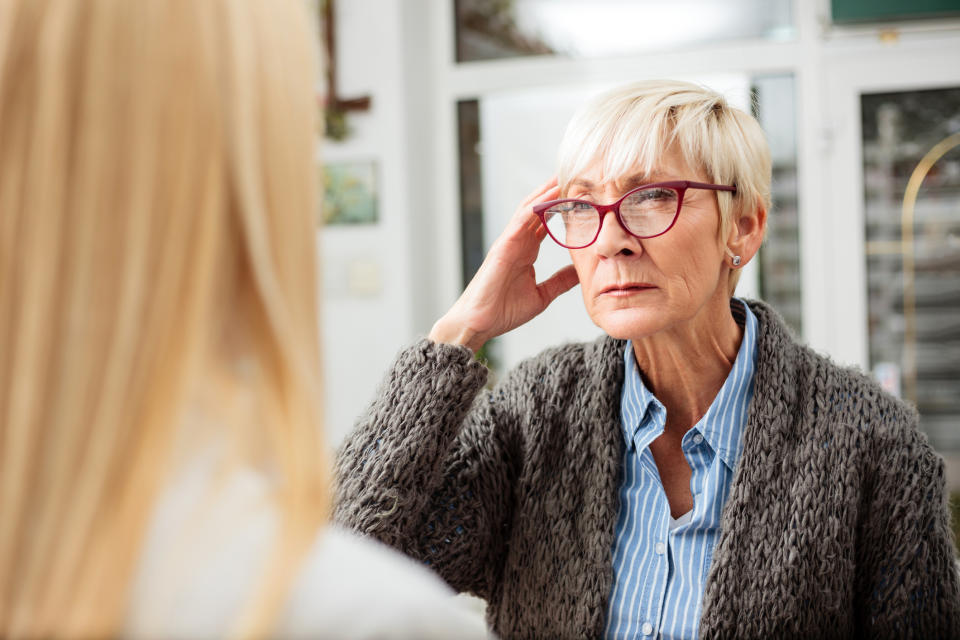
[556,80,772,293]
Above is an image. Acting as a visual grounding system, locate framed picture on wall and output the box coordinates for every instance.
[321,160,378,225]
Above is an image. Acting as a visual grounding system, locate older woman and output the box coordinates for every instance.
[336,80,960,639]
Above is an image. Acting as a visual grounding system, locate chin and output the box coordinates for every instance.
[591,307,668,341]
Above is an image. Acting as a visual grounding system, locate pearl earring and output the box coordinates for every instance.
[732,255,742,267]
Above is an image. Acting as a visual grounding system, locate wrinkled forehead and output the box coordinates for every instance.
[565,171,673,197]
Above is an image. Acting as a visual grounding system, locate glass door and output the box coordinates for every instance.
[861,88,960,451]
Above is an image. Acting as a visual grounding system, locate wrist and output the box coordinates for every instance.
[428,317,486,353]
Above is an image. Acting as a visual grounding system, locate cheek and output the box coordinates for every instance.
[568,252,599,312]
[658,226,725,295]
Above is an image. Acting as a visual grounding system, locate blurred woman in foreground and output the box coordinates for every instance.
[0,0,487,637]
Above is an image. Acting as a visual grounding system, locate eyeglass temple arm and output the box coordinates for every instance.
[687,181,736,193]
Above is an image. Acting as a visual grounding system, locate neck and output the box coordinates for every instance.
[632,294,743,435]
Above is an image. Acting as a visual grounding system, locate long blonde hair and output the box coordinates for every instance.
[0,0,327,636]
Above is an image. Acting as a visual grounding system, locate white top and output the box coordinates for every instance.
[125,452,491,639]
[668,510,693,531]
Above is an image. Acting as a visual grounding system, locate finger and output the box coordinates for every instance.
[537,264,580,306]
[514,184,560,224]
[533,220,549,242]
[535,176,559,199]
[520,176,559,208]
[529,181,560,205]
[507,187,560,236]
[530,175,559,200]
[518,207,552,245]
[537,184,561,202]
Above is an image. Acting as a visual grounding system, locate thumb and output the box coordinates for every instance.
[537,264,580,307]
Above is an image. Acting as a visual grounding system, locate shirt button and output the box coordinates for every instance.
[693,433,704,444]
[655,542,666,555]
[642,622,654,635]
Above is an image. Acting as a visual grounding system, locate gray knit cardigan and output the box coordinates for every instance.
[335,300,960,639]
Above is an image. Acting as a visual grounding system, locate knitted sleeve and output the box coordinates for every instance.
[855,421,960,637]
[333,338,524,600]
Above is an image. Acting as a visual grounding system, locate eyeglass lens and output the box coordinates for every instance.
[542,186,680,248]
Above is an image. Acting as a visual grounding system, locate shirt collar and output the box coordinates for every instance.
[619,345,665,452]
[697,299,757,470]
[618,298,758,470]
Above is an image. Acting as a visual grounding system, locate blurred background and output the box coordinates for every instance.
[317,0,960,539]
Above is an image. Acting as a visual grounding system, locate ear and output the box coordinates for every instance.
[725,197,767,268]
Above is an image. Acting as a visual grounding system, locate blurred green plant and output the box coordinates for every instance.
[474,339,501,390]
[324,108,350,142]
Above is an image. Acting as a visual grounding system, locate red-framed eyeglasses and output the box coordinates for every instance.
[532,180,736,249]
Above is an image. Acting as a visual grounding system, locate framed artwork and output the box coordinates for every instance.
[322,161,378,225]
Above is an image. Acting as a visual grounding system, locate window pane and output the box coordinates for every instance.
[861,87,960,453]
[455,0,794,63]
[832,0,960,24]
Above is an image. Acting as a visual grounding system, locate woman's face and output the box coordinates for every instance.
[567,145,730,340]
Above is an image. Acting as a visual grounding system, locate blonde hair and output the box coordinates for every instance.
[557,80,772,294]
[0,0,326,637]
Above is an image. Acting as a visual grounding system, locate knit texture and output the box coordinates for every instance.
[334,300,960,639]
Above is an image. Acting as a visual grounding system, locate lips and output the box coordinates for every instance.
[598,282,656,296]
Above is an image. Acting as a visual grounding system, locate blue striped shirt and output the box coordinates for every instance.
[604,300,757,640]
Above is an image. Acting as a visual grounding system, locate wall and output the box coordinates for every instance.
[320,0,437,444]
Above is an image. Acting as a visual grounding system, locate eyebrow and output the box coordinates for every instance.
[568,173,670,194]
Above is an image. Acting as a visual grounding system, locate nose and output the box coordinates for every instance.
[592,208,642,259]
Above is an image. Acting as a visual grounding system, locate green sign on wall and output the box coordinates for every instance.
[832,0,960,23]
